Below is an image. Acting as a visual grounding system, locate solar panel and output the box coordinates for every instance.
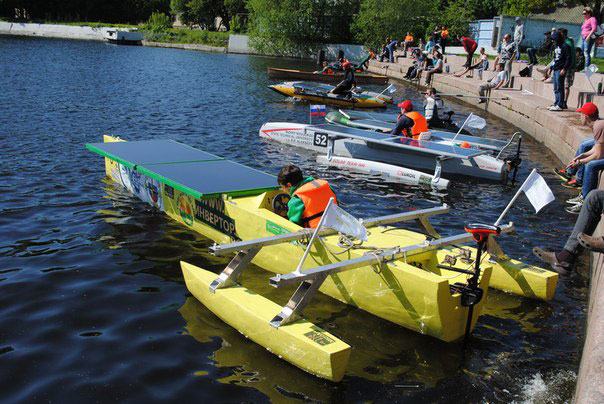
[306,124,485,158]
[87,139,278,199]
[430,131,508,149]
[137,160,278,199]
[86,139,222,168]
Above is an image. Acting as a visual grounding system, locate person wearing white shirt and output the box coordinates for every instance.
[478,63,507,103]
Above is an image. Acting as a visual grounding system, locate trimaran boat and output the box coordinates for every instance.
[87,136,558,382]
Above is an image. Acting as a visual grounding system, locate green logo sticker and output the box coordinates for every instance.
[304,325,335,346]
[266,220,290,236]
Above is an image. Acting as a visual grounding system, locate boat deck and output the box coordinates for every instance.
[306,124,487,159]
[86,139,279,199]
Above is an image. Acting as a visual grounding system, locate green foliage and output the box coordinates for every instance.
[0,0,171,24]
[247,0,359,56]
[143,27,229,46]
[144,12,172,32]
[504,0,555,16]
[230,14,246,33]
[352,0,435,50]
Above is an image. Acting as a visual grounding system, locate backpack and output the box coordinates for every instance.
[519,66,530,77]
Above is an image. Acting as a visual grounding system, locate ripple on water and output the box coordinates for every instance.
[0,36,586,402]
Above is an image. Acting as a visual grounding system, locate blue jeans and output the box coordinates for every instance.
[553,70,565,107]
[387,45,396,63]
[527,47,538,65]
[582,37,595,68]
[569,138,595,180]
[581,158,604,197]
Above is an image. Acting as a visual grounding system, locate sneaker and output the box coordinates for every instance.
[532,247,572,275]
[548,105,562,111]
[566,193,583,205]
[562,178,582,188]
[565,203,583,214]
[552,167,572,181]
[578,233,604,253]
[477,99,486,104]
[561,104,568,110]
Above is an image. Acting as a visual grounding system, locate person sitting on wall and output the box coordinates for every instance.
[454,47,489,79]
[423,51,444,85]
[330,61,356,96]
[277,164,338,228]
[477,62,507,103]
[402,32,414,56]
[533,189,604,275]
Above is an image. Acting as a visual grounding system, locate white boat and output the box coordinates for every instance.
[259,122,448,188]
[259,122,521,182]
[105,29,143,45]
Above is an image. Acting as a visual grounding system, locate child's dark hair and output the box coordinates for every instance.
[278,164,304,186]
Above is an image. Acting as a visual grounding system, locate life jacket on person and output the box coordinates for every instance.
[405,111,429,138]
[322,68,334,75]
[441,29,449,39]
[293,179,337,228]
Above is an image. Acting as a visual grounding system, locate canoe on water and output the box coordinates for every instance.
[267,67,390,85]
[87,136,558,381]
[269,81,392,108]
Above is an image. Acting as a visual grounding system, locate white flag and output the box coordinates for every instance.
[585,64,599,79]
[387,84,396,93]
[520,169,555,213]
[465,114,487,129]
[322,203,368,241]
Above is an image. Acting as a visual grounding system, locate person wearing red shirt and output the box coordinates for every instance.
[457,35,478,69]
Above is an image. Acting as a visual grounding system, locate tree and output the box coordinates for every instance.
[247,0,360,56]
[351,0,435,50]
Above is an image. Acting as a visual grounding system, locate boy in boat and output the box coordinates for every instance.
[391,100,428,138]
[330,61,356,96]
[277,164,338,228]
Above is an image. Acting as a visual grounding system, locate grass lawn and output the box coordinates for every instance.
[143,28,229,47]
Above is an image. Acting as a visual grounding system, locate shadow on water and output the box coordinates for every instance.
[0,36,589,402]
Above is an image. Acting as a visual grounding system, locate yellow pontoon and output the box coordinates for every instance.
[87,136,558,381]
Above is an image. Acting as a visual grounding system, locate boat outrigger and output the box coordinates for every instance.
[269,81,392,108]
[88,136,557,381]
[259,122,522,182]
[327,109,472,135]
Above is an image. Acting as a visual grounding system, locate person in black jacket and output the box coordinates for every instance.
[331,61,356,96]
[548,31,571,111]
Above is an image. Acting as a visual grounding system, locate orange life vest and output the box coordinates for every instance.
[405,111,429,137]
[293,179,337,228]
[441,29,449,39]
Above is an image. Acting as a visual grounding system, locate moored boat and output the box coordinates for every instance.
[259,122,521,182]
[87,136,558,381]
[268,81,392,108]
[267,67,389,85]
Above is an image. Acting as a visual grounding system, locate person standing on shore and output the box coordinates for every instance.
[547,31,570,112]
[513,17,524,61]
[458,34,478,70]
[581,7,598,68]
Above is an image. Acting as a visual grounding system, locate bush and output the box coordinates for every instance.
[145,12,172,32]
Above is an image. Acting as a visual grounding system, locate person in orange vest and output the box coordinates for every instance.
[277,164,338,228]
[391,100,429,138]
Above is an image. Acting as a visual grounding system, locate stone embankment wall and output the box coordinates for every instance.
[368,55,603,403]
[0,22,115,40]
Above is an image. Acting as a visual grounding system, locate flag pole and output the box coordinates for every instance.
[309,106,312,124]
[377,84,393,97]
[493,168,536,226]
[292,197,335,275]
[452,113,472,142]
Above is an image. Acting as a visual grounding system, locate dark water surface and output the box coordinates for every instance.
[0,36,588,403]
